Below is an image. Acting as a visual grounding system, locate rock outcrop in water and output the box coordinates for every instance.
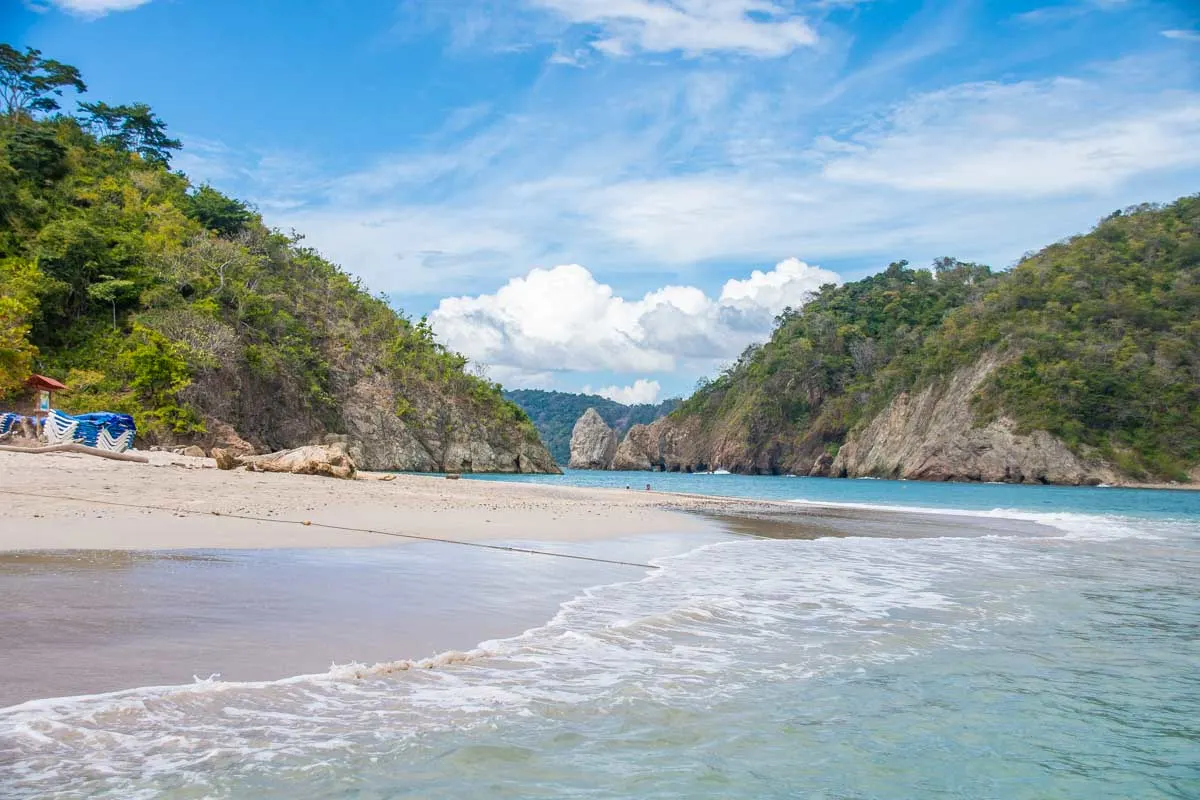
[568,409,618,470]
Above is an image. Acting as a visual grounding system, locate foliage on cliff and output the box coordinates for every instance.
[505,389,679,465]
[673,197,1200,481]
[0,45,541,463]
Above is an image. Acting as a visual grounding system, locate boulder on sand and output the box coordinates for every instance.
[212,447,240,470]
[214,442,357,479]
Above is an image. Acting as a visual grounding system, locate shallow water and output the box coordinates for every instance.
[2,478,1199,798]
[469,468,1200,519]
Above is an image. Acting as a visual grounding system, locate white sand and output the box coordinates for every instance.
[0,450,755,551]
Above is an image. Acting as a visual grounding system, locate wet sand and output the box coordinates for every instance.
[0,531,736,708]
[0,449,1059,706]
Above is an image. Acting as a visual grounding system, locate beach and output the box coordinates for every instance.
[0,449,1062,708]
[0,450,1054,552]
[2,451,1198,798]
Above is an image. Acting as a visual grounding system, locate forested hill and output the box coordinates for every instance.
[0,45,556,473]
[505,389,679,465]
[634,197,1200,484]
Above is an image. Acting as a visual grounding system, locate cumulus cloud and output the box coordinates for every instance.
[529,0,818,57]
[44,0,154,16]
[583,379,663,404]
[428,258,839,379]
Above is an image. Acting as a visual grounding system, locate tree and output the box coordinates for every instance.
[4,124,69,184]
[186,185,253,237]
[0,44,86,121]
[0,258,41,397]
[77,101,181,165]
[87,276,138,329]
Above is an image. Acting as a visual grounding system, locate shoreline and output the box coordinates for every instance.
[0,450,1067,553]
[0,448,1072,707]
[0,450,1075,553]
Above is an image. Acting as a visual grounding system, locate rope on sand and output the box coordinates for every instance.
[0,488,659,570]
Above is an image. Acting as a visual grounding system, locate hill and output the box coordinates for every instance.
[0,45,555,473]
[504,389,679,465]
[616,198,1200,484]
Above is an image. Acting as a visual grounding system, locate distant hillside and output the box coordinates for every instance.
[504,389,679,465]
[617,197,1200,484]
[0,45,556,473]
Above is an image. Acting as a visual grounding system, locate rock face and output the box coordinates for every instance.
[612,424,656,470]
[568,409,618,469]
[178,344,559,475]
[338,376,557,475]
[608,354,1126,484]
[827,356,1119,485]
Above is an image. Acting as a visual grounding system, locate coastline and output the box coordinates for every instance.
[0,448,1058,706]
[0,450,1060,552]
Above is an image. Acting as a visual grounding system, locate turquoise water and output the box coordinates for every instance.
[2,478,1198,798]
[468,468,1200,520]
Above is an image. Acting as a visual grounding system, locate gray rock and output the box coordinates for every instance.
[569,409,618,470]
[612,424,657,471]
[830,354,1119,485]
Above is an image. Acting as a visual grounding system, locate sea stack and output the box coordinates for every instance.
[568,408,618,470]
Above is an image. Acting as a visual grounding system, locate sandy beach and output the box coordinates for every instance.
[0,449,1057,705]
[0,450,1054,552]
[0,450,722,551]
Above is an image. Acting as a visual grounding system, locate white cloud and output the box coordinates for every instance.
[1162,30,1200,43]
[820,80,1200,196]
[45,0,153,16]
[583,379,663,404]
[1014,0,1130,24]
[529,0,818,57]
[428,259,839,379]
[193,42,1200,309]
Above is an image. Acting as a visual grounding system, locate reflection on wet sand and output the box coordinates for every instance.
[0,531,729,708]
[701,507,1056,540]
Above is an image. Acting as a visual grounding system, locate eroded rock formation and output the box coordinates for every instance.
[568,409,618,469]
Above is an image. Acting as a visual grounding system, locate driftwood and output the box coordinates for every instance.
[0,443,150,463]
[213,443,356,480]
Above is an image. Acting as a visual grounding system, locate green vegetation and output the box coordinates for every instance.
[676,258,993,450]
[506,389,679,465]
[675,199,1200,481]
[0,45,536,452]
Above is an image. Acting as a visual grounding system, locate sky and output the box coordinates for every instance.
[9,0,1200,404]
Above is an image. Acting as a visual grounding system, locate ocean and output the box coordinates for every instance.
[2,473,1198,798]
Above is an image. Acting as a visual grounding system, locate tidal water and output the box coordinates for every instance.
[1,475,1198,798]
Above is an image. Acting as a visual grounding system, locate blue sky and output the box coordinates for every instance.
[11,0,1200,403]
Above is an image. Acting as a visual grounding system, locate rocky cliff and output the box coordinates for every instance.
[605,357,1120,484]
[568,408,618,469]
[171,304,559,474]
[0,104,559,475]
[505,389,680,465]
[826,355,1118,484]
[594,198,1200,485]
